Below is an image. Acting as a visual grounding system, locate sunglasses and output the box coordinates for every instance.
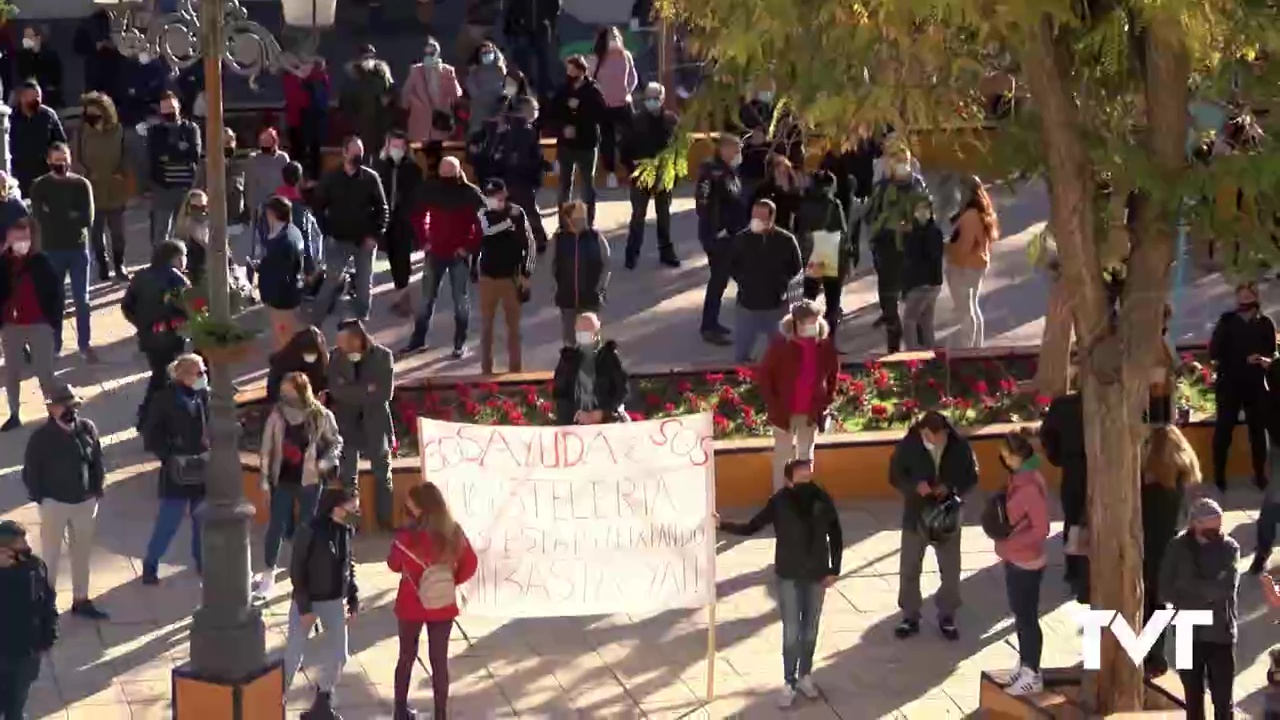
[189,205,208,212]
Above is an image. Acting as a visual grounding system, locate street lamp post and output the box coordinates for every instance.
[95,0,328,712]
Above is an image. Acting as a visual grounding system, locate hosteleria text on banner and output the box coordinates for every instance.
[417,414,717,618]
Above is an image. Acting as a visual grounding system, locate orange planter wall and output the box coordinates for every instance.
[240,423,1244,524]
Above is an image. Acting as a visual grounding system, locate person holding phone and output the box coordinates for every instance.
[1208,281,1275,491]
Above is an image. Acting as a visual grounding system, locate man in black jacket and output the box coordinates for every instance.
[497,97,549,254]
[1209,281,1276,491]
[899,201,944,350]
[889,410,978,641]
[550,55,606,227]
[552,201,611,346]
[146,92,201,247]
[1041,386,1088,599]
[375,131,425,317]
[23,383,109,620]
[475,179,536,374]
[0,520,58,720]
[623,82,680,269]
[310,136,389,325]
[9,80,67,197]
[122,241,191,427]
[551,312,629,424]
[284,487,360,719]
[729,199,803,363]
[719,459,843,708]
[504,0,561,97]
[695,135,747,346]
[797,171,849,332]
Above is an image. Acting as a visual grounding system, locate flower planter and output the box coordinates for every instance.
[198,341,255,366]
[978,666,1186,718]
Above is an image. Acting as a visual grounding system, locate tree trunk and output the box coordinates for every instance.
[1035,277,1075,396]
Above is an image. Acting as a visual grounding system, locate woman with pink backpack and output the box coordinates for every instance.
[387,482,478,719]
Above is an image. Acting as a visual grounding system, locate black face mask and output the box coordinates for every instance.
[1198,528,1224,543]
[260,145,276,154]
[50,163,68,176]
[23,99,38,110]
[1239,302,1260,314]
[84,115,102,127]
[161,112,178,123]
[59,407,77,424]
[224,147,235,158]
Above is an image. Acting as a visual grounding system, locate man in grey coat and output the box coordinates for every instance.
[327,318,395,529]
[1159,497,1239,720]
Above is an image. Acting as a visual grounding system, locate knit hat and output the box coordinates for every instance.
[1189,497,1224,523]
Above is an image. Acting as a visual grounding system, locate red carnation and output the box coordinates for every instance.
[645,392,663,408]
[462,399,480,416]
[1034,394,1052,409]
[662,402,677,413]
[705,372,726,384]
[456,383,472,399]
[873,371,890,390]
[677,380,694,394]
[836,372,854,385]
[999,378,1017,394]
[926,377,939,389]
[734,366,755,381]
[192,297,209,313]
[971,379,989,396]
[901,398,919,412]
[850,380,867,396]
[712,414,731,432]
[627,410,645,421]
[906,359,921,373]
[870,403,889,418]
[508,409,526,425]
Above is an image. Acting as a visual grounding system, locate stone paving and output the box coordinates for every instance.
[1,184,1278,718]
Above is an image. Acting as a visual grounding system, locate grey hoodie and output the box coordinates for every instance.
[1158,530,1240,644]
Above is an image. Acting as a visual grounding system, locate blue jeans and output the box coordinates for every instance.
[414,256,471,350]
[143,496,203,575]
[734,304,785,364]
[778,579,825,686]
[312,239,375,324]
[45,247,91,353]
[283,599,348,693]
[557,147,598,226]
[262,483,321,570]
[1004,563,1044,671]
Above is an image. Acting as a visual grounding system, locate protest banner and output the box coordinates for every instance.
[417,414,720,698]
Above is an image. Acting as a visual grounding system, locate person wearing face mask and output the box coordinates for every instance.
[114,48,166,128]
[341,45,396,167]
[751,155,803,234]
[1208,281,1275,491]
[122,241,191,427]
[899,201,945,349]
[9,81,67,198]
[1159,497,1240,720]
[552,312,629,424]
[400,39,460,171]
[865,144,930,352]
[283,58,331,181]
[586,26,638,189]
[403,158,485,358]
[74,92,130,282]
[737,85,777,192]
[796,170,849,332]
[30,141,96,362]
[465,42,509,138]
[474,179,536,374]
[140,353,211,585]
[16,27,63,110]
[0,171,31,243]
[266,326,330,403]
[255,372,342,599]
[716,458,842,708]
[621,82,680,269]
[0,220,60,431]
[198,127,249,239]
[0,520,59,720]
[728,199,803,363]
[549,55,607,227]
[696,135,748,346]
[551,200,611,346]
[328,319,396,530]
[243,128,291,248]
[256,196,308,348]
[273,162,324,292]
[22,383,110,620]
[988,430,1050,696]
[173,189,213,287]
[757,301,839,492]
[946,175,1000,348]
[310,136,390,325]
[496,96,550,254]
[283,486,362,719]
[146,92,201,248]
[457,0,503,83]
[889,410,978,642]
[375,131,427,317]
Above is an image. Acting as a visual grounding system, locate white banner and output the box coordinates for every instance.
[417,415,717,617]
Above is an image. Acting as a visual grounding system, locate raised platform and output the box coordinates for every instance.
[979,667,1187,719]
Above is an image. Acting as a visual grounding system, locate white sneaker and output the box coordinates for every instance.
[776,685,798,708]
[606,174,619,189]
[795,675,820,699]
[253,569,276,597]
[1006,667,1043,696]
[997,662,1023,686]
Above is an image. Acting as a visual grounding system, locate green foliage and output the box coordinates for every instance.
[632,135,691,192]
[658,0,1280,271]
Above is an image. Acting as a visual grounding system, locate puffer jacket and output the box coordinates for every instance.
[291,516,360,615]
[551,228,610,310]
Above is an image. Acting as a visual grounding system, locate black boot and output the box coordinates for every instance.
[1248,552,1270,575]
[302,690,340,720]
[399,321,427,356]
[658,247,681,268]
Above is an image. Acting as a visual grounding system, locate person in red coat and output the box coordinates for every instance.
[387,482,478,720]
[757,300,840,491]
[282,58,330,180]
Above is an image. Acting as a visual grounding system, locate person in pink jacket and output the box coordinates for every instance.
[585,26,637,188]
[993,428,1050,697]
[401,38,462,173]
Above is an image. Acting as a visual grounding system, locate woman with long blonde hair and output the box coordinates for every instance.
[173,189,211,285]
[1140,424,1202,677]
[946,175,1000,347]
[387,482,477,719]
[254,371,342,597]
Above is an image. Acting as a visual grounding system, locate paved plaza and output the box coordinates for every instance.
[1,184,1278,718]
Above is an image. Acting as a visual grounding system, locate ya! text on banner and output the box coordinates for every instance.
[417,414,717,617]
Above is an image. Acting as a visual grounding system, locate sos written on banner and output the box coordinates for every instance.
[1077,608,1213,671]
[417,414,717,617]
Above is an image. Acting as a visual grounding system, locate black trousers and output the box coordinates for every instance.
[802,276,843,331]
[626,185,673,258]
[0,653,40,720]
[1142,563,1168,670]
[508,184,548,251]
[1178,640,1235,720]
[1212,385,1268,487]
[598,106,631,175]
[288,123,323,181]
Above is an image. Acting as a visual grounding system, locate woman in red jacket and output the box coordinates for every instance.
[387,482,478,720]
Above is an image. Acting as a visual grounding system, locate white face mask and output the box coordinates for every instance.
[914,210,932,223]
[138,52,153,65]
[423,53,440,67]
[388,147,405,162]
[797,323,818,338]
[576,331,597,346]
[21,38,35,51]
[893,163,911,178]
[485,197,502,211]
[504,81,519,96]
[301,353,318,363]
[8,240,30,256]
[748,218,766,234]
[348,352,363,363]
[729,154,742,168]
[191,376,208,391]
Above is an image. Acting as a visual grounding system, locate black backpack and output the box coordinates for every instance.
[980,491,1017,540]
[918,492,963,543]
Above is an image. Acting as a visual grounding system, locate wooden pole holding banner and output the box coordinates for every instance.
[706,601,717,700]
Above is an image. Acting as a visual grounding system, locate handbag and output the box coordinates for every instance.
[514,277,531,304]
[168,453,209,487]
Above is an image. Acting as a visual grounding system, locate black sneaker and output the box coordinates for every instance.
[141,569,160,586]
[701,329,732,347]
[1256,476,1270,491]
[1249,553,1270,575]
[624,253,638,270]
[0,416,20,432]
[451,346,468,360]
[893,618,920,639]
[939,617,959,641]
[398,340,427,357]
[70,600,110,620]
[659,253,681,268]
[536,244,548,256]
